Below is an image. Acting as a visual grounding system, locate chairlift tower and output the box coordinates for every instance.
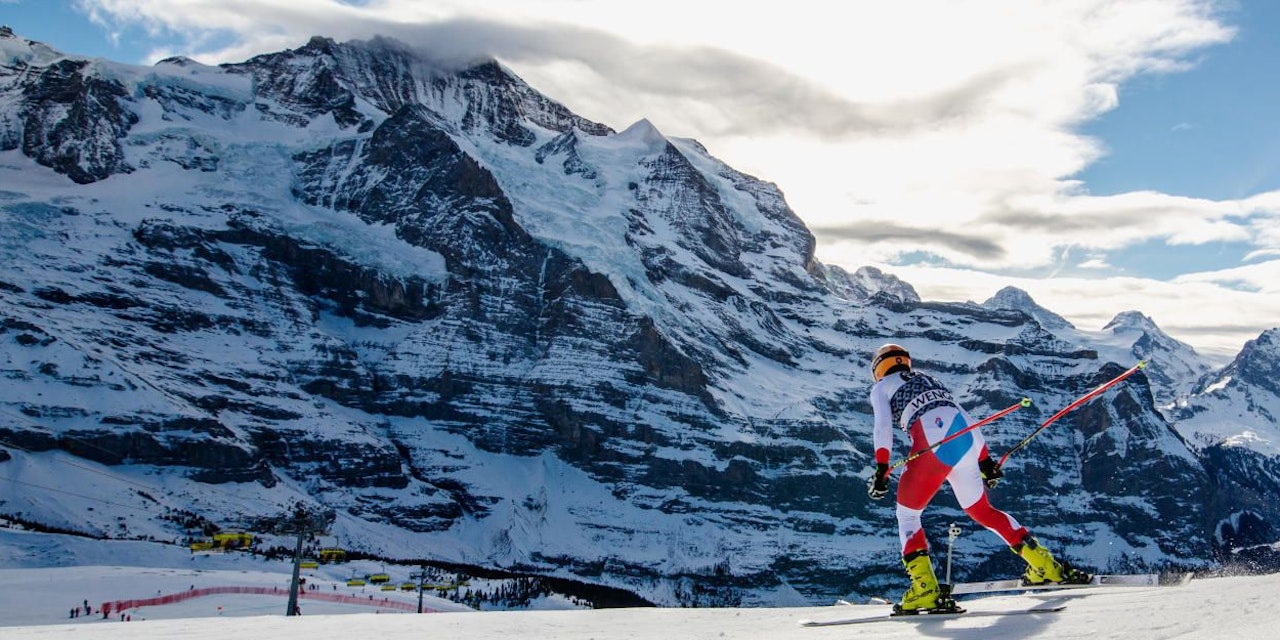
[274,503,335,617]
[409,564,430,613]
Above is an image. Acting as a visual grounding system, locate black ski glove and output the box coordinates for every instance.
[979,456,1004,489]
[867,463,891,500]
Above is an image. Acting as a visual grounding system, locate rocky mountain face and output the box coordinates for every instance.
[1,30,1278,606]
[1167,329,1280,560]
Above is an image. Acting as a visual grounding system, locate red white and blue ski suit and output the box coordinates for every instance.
[871,370,1028,558]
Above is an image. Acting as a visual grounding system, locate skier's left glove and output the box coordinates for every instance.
[867,463,891,500]
[979,456,1004,489]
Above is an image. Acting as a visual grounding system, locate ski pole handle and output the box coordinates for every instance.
[890,398,1032,472]
[997,360,1147,467]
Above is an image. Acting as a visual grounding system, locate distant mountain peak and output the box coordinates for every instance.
[1259,327,1280,345]
[155,55,200,67]
[1099,309,1212,406]
[303,34,338,52]
[1101,309,1196,355]
[0,29,62,66]
[619,118,662,138]
[986,285,1034,307]
[1225,327,1280,395]
[1103,310,1160,333]
[824,265,919,303]
[983,285,1073,330]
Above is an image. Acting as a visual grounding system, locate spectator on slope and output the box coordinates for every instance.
[866,344,1090,614]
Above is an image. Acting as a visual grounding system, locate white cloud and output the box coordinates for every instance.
[879,261,1280,363]
[1174,259,1280,293]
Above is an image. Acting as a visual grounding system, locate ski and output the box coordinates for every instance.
[800,605,1065,627]
[950,572,1189,595]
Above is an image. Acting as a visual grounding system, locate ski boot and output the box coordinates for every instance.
[1013,536,1091,586]
[892,550,963,615]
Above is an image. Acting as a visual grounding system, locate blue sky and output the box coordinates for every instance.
[1,1,147,60]
[1077,0,1280,203]
[2,0,1278,359]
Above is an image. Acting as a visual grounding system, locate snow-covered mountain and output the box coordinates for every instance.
[1,30,1278,606]
[983,286,1074,332]
[1178,328,1280,449]
[824,265,920,304]
[1100,311,1213,405]
[1164,329,1280,557]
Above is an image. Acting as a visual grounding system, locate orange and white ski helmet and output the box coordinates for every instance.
[871,343,911,381]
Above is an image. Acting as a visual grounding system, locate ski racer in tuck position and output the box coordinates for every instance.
[866,344,1090,614]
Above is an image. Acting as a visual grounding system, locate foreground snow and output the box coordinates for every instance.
[3,561,1276,638]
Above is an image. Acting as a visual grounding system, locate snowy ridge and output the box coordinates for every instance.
[2,538,1278,639]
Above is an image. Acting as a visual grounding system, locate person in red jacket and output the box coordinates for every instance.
[866,343,1089,613]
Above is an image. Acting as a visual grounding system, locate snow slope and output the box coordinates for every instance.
[2,557,1274,639]
[0,526,515,627]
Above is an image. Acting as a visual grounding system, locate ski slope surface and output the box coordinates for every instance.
[2,560,1274,639]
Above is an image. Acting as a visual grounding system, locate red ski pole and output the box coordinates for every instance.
[890,397,1032,472]
[997,360,1148,467]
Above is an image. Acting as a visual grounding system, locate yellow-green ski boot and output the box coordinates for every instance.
[892,551,961,615]
[1013,537,1091,585]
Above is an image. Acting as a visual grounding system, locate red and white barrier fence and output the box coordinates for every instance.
[101,585,436,617]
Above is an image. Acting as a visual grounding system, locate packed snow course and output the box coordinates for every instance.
[3,528,1277,639]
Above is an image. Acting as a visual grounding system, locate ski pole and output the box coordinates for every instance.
[890,398,1032,472]
[997,360,1148,467]
[944,523,962,586]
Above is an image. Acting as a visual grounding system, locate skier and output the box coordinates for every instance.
[866,343,1089,613]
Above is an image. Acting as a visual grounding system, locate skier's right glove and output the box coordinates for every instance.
[867,463,891,500]
[979,456,1004,489]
